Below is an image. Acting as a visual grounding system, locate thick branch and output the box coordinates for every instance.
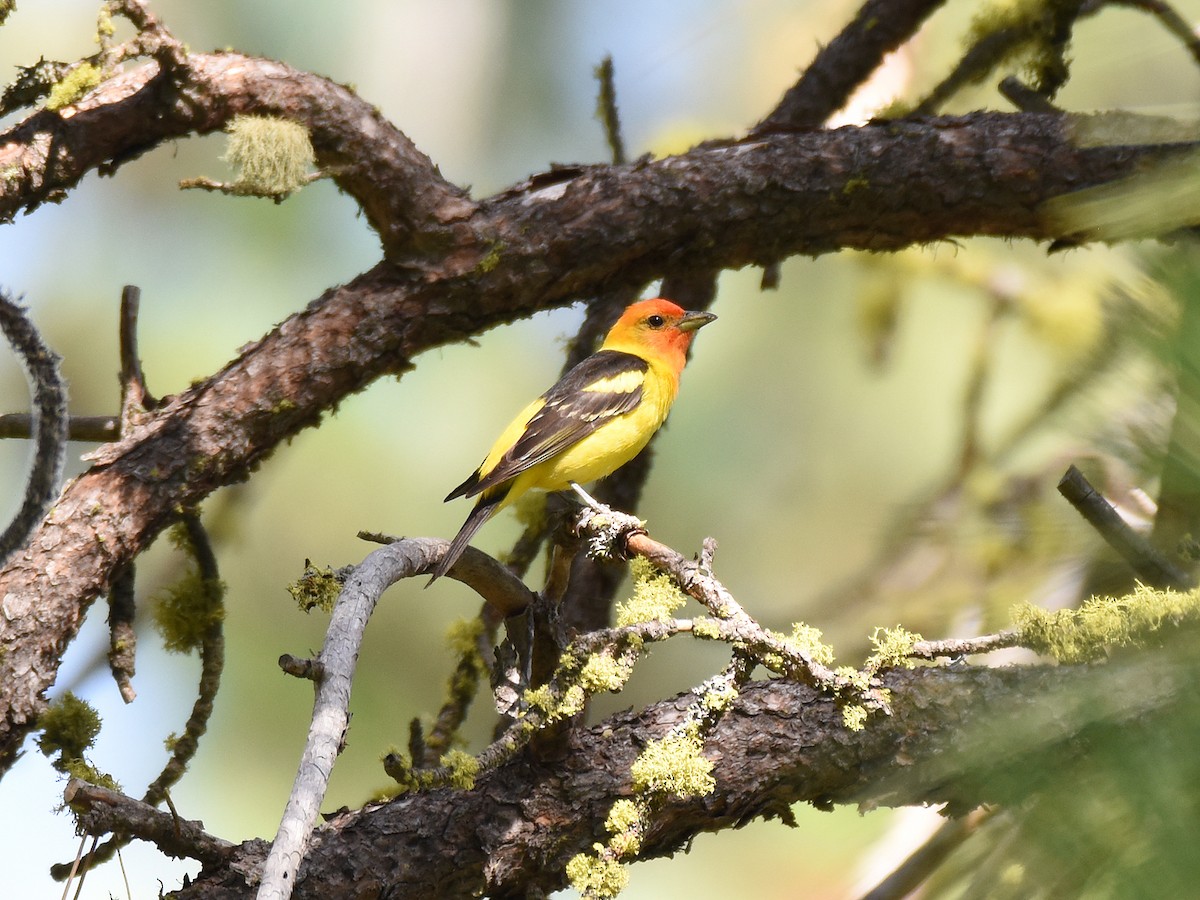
[171,642,1192,899]
[0,53,474,255]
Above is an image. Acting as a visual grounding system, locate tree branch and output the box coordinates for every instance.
[167,639,1196,898]
[1,109,1196,773]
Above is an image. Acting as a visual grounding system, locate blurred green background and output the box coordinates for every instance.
[3,0,1199,896]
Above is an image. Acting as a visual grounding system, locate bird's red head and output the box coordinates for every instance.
[601,298,717,373]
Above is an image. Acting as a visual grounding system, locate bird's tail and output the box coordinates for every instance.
[426,495,502,586]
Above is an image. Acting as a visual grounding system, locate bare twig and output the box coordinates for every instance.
[593,55,626,166]
[106,565,138,703]
[0,292,67,566]
[857,811,990,900]
[0,414,117,442]
[118,285,154,414]
[1097,0,1200,69]
[909,630,1022,660]
[1058,464,1192,590]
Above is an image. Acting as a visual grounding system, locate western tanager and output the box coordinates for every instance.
[429,297,717,583]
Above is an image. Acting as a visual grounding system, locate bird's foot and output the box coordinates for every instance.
[569,483,646,560]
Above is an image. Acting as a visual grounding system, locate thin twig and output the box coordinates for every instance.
[908,630,1022,660]
[1092,0,1200,67]
[0,414,117,442]
[594,55,626,166]
[857,811,990,900]
[1057,464,1193,590]
[0,291,67,566]
[106,565,138,703]
[118,285,154,413]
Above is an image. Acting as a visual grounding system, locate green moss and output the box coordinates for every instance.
[477,242,503,273]
[630,730,715,799]
[63,758,120,792]
[1015,585,1200,664]
[223,115,315,197]
[616,557,687,626]
[46,62,103,111]
[37,692,101,770]
[566,852,629,899]
[964,0,1078,93]
[843,176,869,195]
[154,569,225,653]
[439,749,480,789]
[288,563,342,613]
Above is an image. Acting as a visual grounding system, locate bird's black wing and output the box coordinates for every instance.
[461,349,648,498]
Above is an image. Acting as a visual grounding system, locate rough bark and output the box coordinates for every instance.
[164,643,1193,898]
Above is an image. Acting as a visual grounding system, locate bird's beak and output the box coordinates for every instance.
[678,310,717,332]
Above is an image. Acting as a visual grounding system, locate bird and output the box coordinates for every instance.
[428,297,717,585]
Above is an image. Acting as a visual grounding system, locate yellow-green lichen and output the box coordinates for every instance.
[523,684,556,715]
[1014,585,1200,664]
[566,851,629,899]
[630,730,715,799]
[578,652,635,694]
[616,557,687,626]
[691,616,721,640]
[842,705,868,732]
[866,626,922,671]
[46,62,104,111]
[223,114,315,197]
[604,799,645,857]
[96,5,115,39]
[558,684,588,718]
[438,749,480,789]
[783,622,836,667]
[445,617,485,665]
[701,679,739,713]
[605,799,643,836]
[288,563,342,613]
[476,242,503,273]
[835,666,871,693]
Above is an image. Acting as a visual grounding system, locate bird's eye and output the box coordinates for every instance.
[647,315,665,328]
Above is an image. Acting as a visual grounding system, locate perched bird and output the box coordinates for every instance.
[428,297,717,584]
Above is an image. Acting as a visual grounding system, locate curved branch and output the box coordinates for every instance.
[260,539,533,900]
[0,292,67,566]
